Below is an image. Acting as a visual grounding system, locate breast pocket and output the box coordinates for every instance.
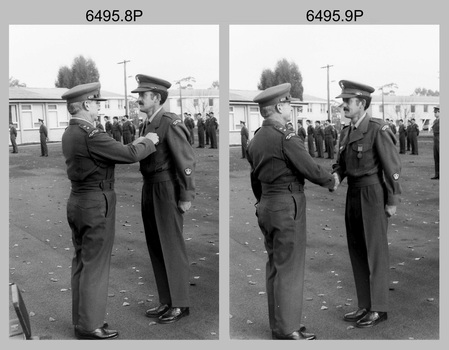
[351,142,373,168]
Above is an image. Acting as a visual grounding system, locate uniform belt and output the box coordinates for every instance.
[71,179,114,192]
[347,173,383,188]
[261,181,304,194]
[143,171,177,184]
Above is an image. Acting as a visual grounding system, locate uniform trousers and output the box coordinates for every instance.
[399,134,406,153]
[141,178,190,307]
[325,136,334,158]
[433,134,439,176]
[257,183,306,335]
[345,180,389,312]
[67,186,116,330]
[40,134,48,156]
[307,136,315,157]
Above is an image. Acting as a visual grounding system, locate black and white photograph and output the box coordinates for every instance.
[8,24,219,340]
[229,25,440,340]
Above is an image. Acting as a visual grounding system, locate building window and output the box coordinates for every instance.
[21,104,34,129]
[194,99,199,107]
[320,104,326,113]
[411,105,416,113]
[9,105,18,128]
[177,99,181,107]
[424,105,428,112]
[297,106,303,114]
[105,100,110,109]
[395,105,401,113]
[307,104,312,113]
[379,105,383,113]
[229,106,235,131]
[209,98,214,106]
[118,100,124,109]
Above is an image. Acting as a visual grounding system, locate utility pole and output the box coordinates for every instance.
[118,60,130,116]
[175,76,196,120]
[378,83,398,121]
[321,64,333,121]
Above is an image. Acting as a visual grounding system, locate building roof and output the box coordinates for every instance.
[9,87,125,101]
[230,89,326,104]
[168,88,219,98]
[371,95,439,104]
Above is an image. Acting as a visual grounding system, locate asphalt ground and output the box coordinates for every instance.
[8,141,219,340]
[230,135,440,340]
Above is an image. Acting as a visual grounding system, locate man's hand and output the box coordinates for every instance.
[178,201,191,214]
[385,205,396,217]
[132,136,146,145]
[145,132,159,145]
[329,172,340,192]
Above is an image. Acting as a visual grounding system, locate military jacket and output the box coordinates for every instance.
[10,126,17,137]
[307,124,315,136]
[297,126,306,141]
[122,120,133,134]
[62,118,156,183]
[333,115,401,206]
[432,119,439,135]
[140,109,196,202]
[324,125,334,138]
[399,124,407,136]
[314,126,324,138]
[246,119,335,201]
[408,123,419,136]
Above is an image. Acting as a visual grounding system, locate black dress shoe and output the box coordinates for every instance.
[272,329,316,340]
[431,176,439,180]
[74,325,118,340]
[145,303,170,318]
[356,311,387,328]
[158,307,189,324]
[344,308,369,322]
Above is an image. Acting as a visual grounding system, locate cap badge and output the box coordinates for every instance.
[184,168,192,175]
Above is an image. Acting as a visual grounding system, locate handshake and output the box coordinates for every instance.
[329,172,340,192]
[133,132,159,146]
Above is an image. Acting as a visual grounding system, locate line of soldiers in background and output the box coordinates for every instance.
[183,111,219,149]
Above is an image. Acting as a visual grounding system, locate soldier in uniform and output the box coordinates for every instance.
[205,113,211,145]
[246,83,338,340]
[196,113,205,148]
[104,116,112,136]
[138,118,144,137]
[122,115,134,145]
[10,123,18,153]
[111,116,122,142]
[132,74,196,324]
[409,118,420,155]
[95,116,104,131]
[38,118,48,157]
[240,120,249,159]
[332,80,401,328]
[398,119,407,154]
[406,120,412,152]
[431,106,440,179]
[61,82,159,339]
[324,119,335,159]
[209,111,218,149]
[314,120,324,158]
[184,113,195,145]
[297,120,306,144]
[306,120,315,157]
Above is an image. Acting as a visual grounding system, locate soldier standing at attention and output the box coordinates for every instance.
[314,120,324,158]
[297,120,306,145]
[332,80,401,328]
[104,116,112,136]
[61,82,159,339]
[38,118,48,157]
[184,112,195,146]
[431,106,440,179]
[240,120,249,159]
[306,120,315,157]
[10,123,18,153]
[398,119,407,154]
[132,74,196,324]
[246,83,338,340]
[111,116,122,142]
[409,118,420,155]
[324,119,335,159]
[209,111,218,149]
[196,113,205,148]
[122,115,133,145]
[406,120,412,152]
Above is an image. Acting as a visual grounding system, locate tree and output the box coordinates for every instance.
[413,87,439,96]
[9,76,26,87]
[210,80,219,89]
[55,55,100,88]
[257,58,304,100]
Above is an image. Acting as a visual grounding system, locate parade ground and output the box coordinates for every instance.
[9,142,219,340]
[230,135,440,340]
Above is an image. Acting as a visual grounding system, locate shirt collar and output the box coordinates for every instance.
[71,117,95,127]
[353,112,367,129]
[148,107,163,123]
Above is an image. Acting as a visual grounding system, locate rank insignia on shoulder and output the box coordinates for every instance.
[381,124,389,131]
[172,120,181,126]
[286,132,295,140]
[89,129,99,137]
[392,173,399,180]
[184,168,192,175]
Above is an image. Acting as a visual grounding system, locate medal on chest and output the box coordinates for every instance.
[357,144,363,159]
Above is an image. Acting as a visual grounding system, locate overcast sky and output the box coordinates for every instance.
[230,25,439,100]
[9,25,219,94]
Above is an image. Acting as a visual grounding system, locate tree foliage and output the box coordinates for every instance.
[413,87,439,96]
[55,55,100,88]
[9,76,26,87]
[257,58,304,100]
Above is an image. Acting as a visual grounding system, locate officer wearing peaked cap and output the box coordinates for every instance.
[246,83,338,340]
[132,74,196,324]
[332,80,401,328]
[61,82,159,339]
